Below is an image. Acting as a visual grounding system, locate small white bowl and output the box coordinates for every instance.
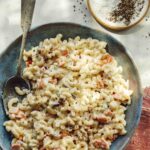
[87,0,150,31]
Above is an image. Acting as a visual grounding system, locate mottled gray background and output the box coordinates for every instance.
[0,0,150,88]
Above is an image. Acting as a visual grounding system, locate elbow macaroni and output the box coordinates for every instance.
[4,34,132,150]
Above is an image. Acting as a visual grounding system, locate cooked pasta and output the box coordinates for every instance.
[4,34,132,150]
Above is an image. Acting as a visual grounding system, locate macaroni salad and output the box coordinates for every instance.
[4,34,132,150]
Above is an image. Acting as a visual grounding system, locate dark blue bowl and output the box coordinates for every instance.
[0,23,142,150]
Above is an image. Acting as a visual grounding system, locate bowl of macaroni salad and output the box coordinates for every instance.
[0,23,142,150]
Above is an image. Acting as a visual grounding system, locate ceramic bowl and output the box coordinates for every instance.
[0,23,142,150]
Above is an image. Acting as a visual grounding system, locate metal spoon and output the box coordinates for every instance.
[3,0,36,114]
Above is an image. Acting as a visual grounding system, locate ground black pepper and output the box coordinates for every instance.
[110,0,145,25]
[72,0,90,23]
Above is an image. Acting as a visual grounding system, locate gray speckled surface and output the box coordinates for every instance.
[0,0,150,87]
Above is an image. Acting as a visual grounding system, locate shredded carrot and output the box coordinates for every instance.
[107,134,118,141]
[93,139,108,149]
[97,80,104,88]
[61,50,68,56]
[49,78,57,85]
[101,54,113,64]
[11,144,21,150]
[104,109,113,116]
[93,116,109,124]
[26,58,32,67]
[60,130,69,137]
[38,79,46,89]
[18,135,23,140]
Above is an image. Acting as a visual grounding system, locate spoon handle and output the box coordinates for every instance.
[17,0,36,76]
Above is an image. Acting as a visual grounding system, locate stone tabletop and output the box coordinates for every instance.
[0,0,150,150]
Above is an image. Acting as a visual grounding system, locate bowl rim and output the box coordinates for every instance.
[0,22,143,150]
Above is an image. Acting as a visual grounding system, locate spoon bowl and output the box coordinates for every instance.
[3,76,30,114]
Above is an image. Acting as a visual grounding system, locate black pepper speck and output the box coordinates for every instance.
[110,0,145,25]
